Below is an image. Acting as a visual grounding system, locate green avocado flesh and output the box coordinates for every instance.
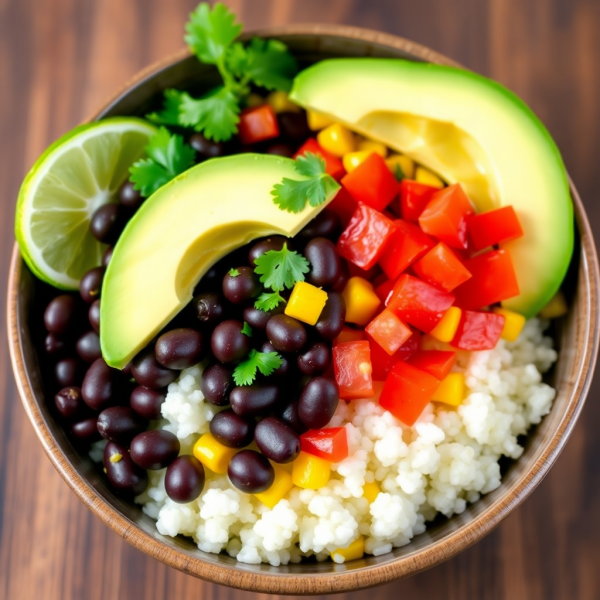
[101,154,338,369]
[290,58,574,318]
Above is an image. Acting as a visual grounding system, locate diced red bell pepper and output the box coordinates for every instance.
[399,180,438,221]
[341,152,398,212]
[332,340,374,399]
[238,105,280,145]
[337,203,396,270]
[412,242,472,292]
[374,278,395,303]
[387,274,455,333]
[379,361,440,426]
[295,138,345,180]
[467,205,524,251]
[300,427,348,462]
[454,249,519,310]
[333,327,366,346]
[325,186,357,227]
[369,330,421,381]
[408,350,456,380]
[365,309,412,356]
[419,183,474,249]
[452,310,505,350]
[378,220,436,280]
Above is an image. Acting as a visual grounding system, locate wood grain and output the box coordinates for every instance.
[1,0,600,598]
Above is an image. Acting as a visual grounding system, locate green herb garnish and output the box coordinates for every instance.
[393,163,405,181]
[254,291,286,312]
[254,243,309,292]
[233,349,283,386]
[240,322,253,337]
[228,268,240,277]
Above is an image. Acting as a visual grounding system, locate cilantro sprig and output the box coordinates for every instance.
[254,243,309,292]
[233,349,283,386]
[271,153,340,213]
[254,291,286,312]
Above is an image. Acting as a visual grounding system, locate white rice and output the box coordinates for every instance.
[133,318,557,565]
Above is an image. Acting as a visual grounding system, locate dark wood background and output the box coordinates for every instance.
[1,0,599,598]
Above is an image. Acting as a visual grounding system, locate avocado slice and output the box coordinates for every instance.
[101,154,338,369]
[290,58,573,318]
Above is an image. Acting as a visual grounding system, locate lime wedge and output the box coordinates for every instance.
[15,117,157,289]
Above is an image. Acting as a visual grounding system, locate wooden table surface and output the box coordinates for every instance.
[1,0,599,598]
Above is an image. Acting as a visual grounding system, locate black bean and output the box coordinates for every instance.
[45,333,67,356]
[102,246,114,267]
[200,363,233,406]
[276,399,308,434]
[44,294,78,334]
[228,449,274,493]
[211,320,251,363]
[119,180,144,211]
[104,441,148,497]
[243,303,285,330]
[260,341,294,378]
[76,330,102,363]
[55,386,86,420]
[254,416,300,463]
[209,409,255,448]
[88,299,101,332]
[305,237,342,288]
[278,111,309,141]
[155,328,204,370]
[222,266,261,304]
[71,417,102,444]
[90,204,125,244]
[331,264,349,292]
[230,384,280,417]
[165,455,205,503]
[55,357,85,388]
[298,376,339,429]
[299,209,341,240]
[248,236,288,265]
[297,342,331,376]
[130,430,180,470]
[130,386,166,420]
[81,357,128,411]
[315,292,346,340]
[266,314,307,353]
[97,406,148,444]
[131,347,178,389]
[189,133,225,159]
[80,267,105,304]
[265,143,294,157]
[194,292,226,325]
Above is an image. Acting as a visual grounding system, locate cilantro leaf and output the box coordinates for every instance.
[241,322,253,337]
[146,89,187,126]
[294,153,326,177]
[393,163,405,181]
[233,349,283,386]
[184,2,242,64]
[229,268,240,277]
[254,291,286,312]
[254,244,309,291]
[128,159,171,197]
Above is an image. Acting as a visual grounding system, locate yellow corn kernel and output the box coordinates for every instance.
[255,464,294,508]
[331,536,365,563]
[357,139,388,158]
[538,291,568,319]
[292,452,331,489]
[386,154,415,180]
[307,110,334,131]
[317,123,356,157]
[342,277,381,326]
[266,90,300,114]
[342,151,371,173]
[285,281,328,326]
[415,166,444,189]
[493,307,526,342]
[193,433,237,474]
[246,93,264,108]
[362,481,381,503]
[430,307,462,343]
[432,372,465,407]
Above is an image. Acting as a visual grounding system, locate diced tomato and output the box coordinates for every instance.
[333,327,366,346]
[332,340,374,399]
[326,186,357,227]
[378,219,435,280]
[467,206,524,251]
[412,242,472,292]
[365,309,412,356]
[341,152,398,211]
[379,361,440,426]
[419,183,474,249]
[387,274,455,333]
[295,138,345,180]
[238,105,280,145]
[369,331,421,381]
[408,350,456,380]
[399,180,438,221]
[300,427,348,462]
[454,249,519,310]
[337,203,396,270]
[374,278,395,303]
[452,310,505,350]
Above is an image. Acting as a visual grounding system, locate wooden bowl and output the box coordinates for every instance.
[7,25,600,595]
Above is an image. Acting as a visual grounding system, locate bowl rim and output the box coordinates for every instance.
[7,23,600,595]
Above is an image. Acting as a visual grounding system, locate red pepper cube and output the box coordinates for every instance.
[325,186,357,227]
[238,105,280,145]
[337,203,396,270]
[374,278,395,303]
[300,427,349,463]
[419,183,475,249]
[387,274,455,333]
[369,331,421,381]
[467,205,524,251]
[365,309,412,356]
[399,180,438,221]
[341,153,399,212]
[452,310,505,350]
[295,138,345,180]
[454,249,519,310]
[378,219,436,280]
[379,361,440,426]
[332,340,374,400]
[412,242,472,292]
[408,350,456,380]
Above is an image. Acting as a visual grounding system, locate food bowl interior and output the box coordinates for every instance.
[12,30,597,592]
